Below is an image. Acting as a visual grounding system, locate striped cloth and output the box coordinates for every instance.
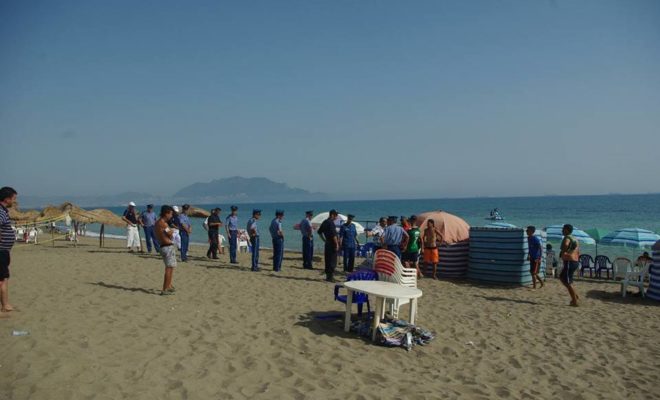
[647,248,660,301]
[376,318,435,349]
[0,205,15,251]
[422,241,469,278]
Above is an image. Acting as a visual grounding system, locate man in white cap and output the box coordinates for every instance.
[122,201,141,252]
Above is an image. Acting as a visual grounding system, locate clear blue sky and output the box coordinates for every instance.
[2,0,659,199]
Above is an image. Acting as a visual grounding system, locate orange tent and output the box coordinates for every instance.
[416,210,470,244]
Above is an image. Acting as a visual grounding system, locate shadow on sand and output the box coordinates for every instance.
[90,281,158,295]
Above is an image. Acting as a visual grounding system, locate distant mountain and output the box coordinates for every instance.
[173,176,326,203]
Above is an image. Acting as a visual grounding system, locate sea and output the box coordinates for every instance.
[86,194,660,260]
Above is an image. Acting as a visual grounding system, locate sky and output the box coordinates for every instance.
[1,0,659,199]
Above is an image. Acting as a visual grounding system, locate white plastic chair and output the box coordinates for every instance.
[612,257,632,281]
[621,264,650,298]
[238,230,250,253]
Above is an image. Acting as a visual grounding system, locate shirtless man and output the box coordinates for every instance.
[421,219,442,279]
[155,205,176,295]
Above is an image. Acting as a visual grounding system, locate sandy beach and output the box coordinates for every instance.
[1,237,658,400]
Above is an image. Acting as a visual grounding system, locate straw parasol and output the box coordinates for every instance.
[186,206,211,219]
[415,210,470,244]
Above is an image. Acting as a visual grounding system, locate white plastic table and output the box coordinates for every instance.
[343,280,423,341]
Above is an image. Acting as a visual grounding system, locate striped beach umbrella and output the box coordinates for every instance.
[600,228,660,248]
[544,225,596,245]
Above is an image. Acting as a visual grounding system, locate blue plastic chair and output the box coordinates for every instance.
[334,269,378,318]
[594,255,613,279]
[578,254,595,278]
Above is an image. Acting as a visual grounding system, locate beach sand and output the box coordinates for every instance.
[1,237,658,399]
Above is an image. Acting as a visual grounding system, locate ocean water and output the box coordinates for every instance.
[93,194,660,259]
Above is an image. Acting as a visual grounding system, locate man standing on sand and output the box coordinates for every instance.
[421,219,441,279]
[559,224,580,306]
[300,210,314,269]
[367,217,387,254]
[155,205,176,296]
[269,210,285,272]
[178,205,192,262]
[339,214,359,272]
[527,226,544,289]
[226,206,239,264]
[0,187,18,316]
[247,209,262,271]
[140,204,160,253]
[381,216,408,259]
[318,209,340,282]
[122,201,141,252]
[403,215,423,278]
[206,208,222,259]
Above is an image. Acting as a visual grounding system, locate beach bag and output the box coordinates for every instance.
[561,235,580,262]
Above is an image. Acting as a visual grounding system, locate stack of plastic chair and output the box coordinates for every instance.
[612,257,633,281]
[578,254,595,278]
[594,255,613,279]
[334,269,378,318]
[372,249,417,318]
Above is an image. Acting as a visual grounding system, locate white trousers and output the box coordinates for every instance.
[126,225,140,248]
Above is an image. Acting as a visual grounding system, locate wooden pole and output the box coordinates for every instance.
[100,224,105,248]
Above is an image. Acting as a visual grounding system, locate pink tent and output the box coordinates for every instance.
[416,210,470,245]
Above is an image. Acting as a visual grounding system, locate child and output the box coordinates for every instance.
[155,205,176,295]
[526,226,544,289]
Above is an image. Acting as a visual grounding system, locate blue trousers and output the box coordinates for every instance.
[229,230,238,263]
[272,237,284,271]
[180,232,189,261]
[343,247,356,272]
[250,236,260,271]
[302,236,314,269]
[387,245,402,259]
[143,226,160,252]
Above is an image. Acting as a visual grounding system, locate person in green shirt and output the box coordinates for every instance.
[402,215,423,278]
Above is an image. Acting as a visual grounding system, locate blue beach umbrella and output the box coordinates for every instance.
[544,225,596,245]
[485,222,517,228]
[600,228,660,248]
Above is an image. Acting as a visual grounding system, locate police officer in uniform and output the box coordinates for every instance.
[269,210,285,272]
[318,209,340,282]
[300,210,314,269]
[225,206,239,264]
[247,209,262,271]
[339,214,359,272]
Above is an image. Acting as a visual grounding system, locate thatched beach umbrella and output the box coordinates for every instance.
[186,206,211,219]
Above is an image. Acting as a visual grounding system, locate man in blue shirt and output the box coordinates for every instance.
[178,204,192,262]
[381,216,409,259]
[247,209,262,271]
[527,226,544,289]
[300,210,314,269]
[140,204,160,253]
[339,214,359,272]
[225,206,239,264]
[269,210,285,272]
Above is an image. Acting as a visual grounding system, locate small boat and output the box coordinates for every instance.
[485,209,505,221]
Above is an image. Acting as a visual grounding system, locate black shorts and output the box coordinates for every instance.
[529,259,541,274]
[0,250,10,280]
[560,261,579,285]
[402,251,419,263]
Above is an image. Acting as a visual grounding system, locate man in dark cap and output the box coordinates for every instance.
[300,210,314,269]
[318,209,340,282]
[269,210,285,272]
[206,208,223,259]
[339,214,359,272]
[225,205,239,264]
[247,209,262,271]
[381,215,409,259]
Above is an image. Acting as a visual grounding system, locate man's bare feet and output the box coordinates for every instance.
[1,305,14,312]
